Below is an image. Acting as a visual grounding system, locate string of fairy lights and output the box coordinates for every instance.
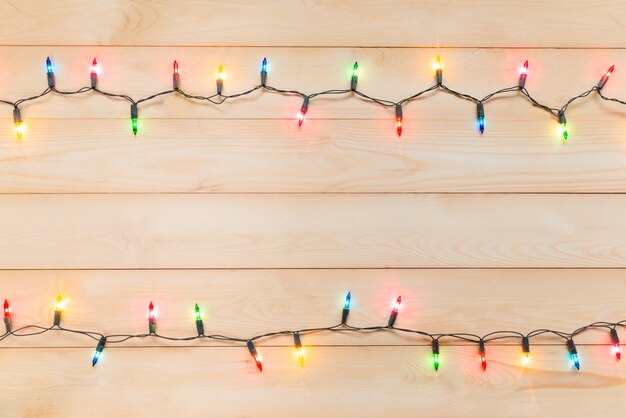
[2,294,624,371]
[3,57,625,140]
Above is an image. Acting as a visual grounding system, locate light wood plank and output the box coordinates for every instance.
[0,47,623,120]
[0,269,624,347]
[2,119,626,193]
[0,346,624,417]
[0,1,625,47]
[0,194,625,269]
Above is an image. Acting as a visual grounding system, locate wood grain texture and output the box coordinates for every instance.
[0,269,624,347]
[0,194,625,269]
[0,346,624,418]
[2,119,626,193]
[0,0,625,48]
[0,47,624,120]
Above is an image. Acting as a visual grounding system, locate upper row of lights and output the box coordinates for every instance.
[11,57,616,140]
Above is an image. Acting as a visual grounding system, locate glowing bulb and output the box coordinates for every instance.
[194,303,204,336]
[341,292,351,324]
[173,60,180,90]
[3,299,11,333]
[395,104,403,137]
[13,108,23,140]
[148,301,156,334]
[522,336,530,367]
[477,102,485,134]
[92,336,106,367]
[597,65,615,89]
[298,96,309,127]
[90,58,98,88]
[387,296,401,327]
[261,57,268,86]
[558,110,568,140]
[519,60,529,89]
[432,339,440,371]
[294,333,304,367]
[610,329,621,361]
[479,340,487,370]
[434,56,443,85]
[130,104,138,136]
[350,61,359,91]
[247,341,263,372]
[216,65,224,94]
[53,292,63,326]
[46,57,55,88]
[520,60,529,76]
[567,339,580,370]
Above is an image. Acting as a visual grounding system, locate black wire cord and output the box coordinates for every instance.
[1,315,624,361]
[3,70,624,128]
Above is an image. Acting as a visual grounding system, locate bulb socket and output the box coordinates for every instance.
[196,319,204,336]
[432,339,440,355]
[558,110,567,125]
[47,72,55,89]
[341,308,349,324]
[567,339,578,355]
[173,73,180,90]
[217,79,223,95]
[522,336,530,354]
[96,336,106,352]
[610,328,620,345]
[518,74,527,89]
[53,310,62,326]
[13,108,21,124]
[301,96,309,113]
[3,316,11,333]
[597,76,608,90]
[395,104,403,120]
[130,104,138,120]
[436,69,443,85]
[247,340,258,357]
[294,333,302,349]
[261,71,267,87]
[477,102,485,118]
[90,72,98,89]
[350,75,358,91]
[388,310,398,327]
[149,317,156,334]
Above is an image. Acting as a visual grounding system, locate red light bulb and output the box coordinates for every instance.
[247,340,263,372]
[173,61,180,89]
[598,65,615,89]
[521,60,529,76]
[518,60,529,89]
[610,329,621,361]
[298,96,309,127]
[479,340,487,370]
[606,65,615,78]
[90,58,98,88]
[395,104,403,137]
[148,301,156,334]
[387,296,401,326]
[3,299,10,333]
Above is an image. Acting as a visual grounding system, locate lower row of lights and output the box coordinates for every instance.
[2,294,621,371]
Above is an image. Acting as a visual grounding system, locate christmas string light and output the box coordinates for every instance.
[0,292,624,373]
[1,57,623,141]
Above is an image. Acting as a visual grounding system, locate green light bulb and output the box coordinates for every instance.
[131,118,138,135]
[194,303,201,321]
[433,353,440,371]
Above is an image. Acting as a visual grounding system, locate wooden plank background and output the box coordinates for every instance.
[0,1,625,417]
